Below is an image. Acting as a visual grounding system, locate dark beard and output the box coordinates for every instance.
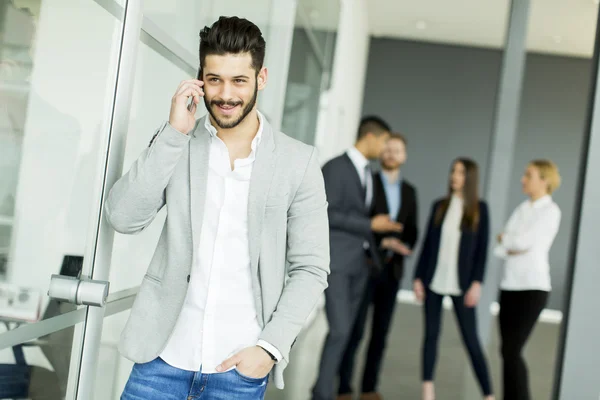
[204,83,258,129]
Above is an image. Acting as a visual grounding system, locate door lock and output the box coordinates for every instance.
[48,275,110,307]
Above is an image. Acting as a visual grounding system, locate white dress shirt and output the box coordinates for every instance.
[160,112,281,373]
[346,147,372,208]
[430,195,463,296]
[495,195,561,291]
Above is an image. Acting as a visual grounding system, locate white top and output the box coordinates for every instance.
[495,195,561,292]
[346,146,373,208]
[161,112,281,373]
[430,195,463,296]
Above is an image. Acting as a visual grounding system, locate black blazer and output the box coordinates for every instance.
[371,173,419,280]
[322,154,381,273]
[414,198,490,292]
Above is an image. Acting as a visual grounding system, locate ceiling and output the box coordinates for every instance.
[368,0,598,58]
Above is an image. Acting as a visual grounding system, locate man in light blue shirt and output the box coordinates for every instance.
[338,133,419,400]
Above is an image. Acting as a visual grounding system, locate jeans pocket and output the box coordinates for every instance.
[233,368,268,384]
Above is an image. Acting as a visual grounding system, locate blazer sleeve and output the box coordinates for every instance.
[321,160,371,239]
[104,122,191,234]
[414,200,438,281]
[471,201,490,283]
[259,147,330,362]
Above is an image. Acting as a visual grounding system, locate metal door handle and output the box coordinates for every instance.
[48,275,110,307]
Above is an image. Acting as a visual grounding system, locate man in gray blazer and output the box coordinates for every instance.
[105,17,329,400]
[312,116,402,400]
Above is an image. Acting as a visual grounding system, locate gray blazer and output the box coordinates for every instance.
[104,116,330,389]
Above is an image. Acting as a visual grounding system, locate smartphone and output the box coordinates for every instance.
[187,68,202,112]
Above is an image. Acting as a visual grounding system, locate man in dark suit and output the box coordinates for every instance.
[337,133,419,400]
[312,117,403,400]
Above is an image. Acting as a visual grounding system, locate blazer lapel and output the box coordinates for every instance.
[373,173,389,215]
[189,117,211,253]
[397,181,409,222]
[248,119,277,277]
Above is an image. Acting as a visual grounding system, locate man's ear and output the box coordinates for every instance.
[257,67,268,90]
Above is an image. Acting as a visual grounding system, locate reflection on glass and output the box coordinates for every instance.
[297,0,339,84]
[142,0,273,59]
[281,0,339,145]
[0,0,123,321]
[0,316,83,398]
[143,0,205,57]
[107,41,190,294]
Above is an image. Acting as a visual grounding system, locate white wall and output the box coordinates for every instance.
[315,0,371,163]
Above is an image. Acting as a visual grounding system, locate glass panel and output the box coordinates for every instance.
[0,317,84,399]
[281,24,324,145]
[93,309,132,399]
[297,0,340,81]
[142,0,203,57]
[142,0,273,59]
[0,0,124,322]
[280,0,340,145]
[107,41,190,294]
[485,2,599,398]
[198,0,273,39]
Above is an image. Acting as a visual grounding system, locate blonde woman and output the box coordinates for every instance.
[495,160,561,400]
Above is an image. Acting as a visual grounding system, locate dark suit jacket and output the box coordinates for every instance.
[322,153,381,274]
[414,198,490,292]
[371,173,419,280]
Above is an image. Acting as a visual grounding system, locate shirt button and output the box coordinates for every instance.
[187,275,190,283]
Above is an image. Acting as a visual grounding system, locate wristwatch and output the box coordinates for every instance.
[258,345,277,362]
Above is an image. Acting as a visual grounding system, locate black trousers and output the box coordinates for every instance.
[499,290,548,400]
[422,289,493,396]
[338,263,400,394]
[312,267,370,400]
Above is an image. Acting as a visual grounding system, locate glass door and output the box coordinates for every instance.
[0,0,138,398]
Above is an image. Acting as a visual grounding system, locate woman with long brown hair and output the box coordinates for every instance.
[414,158,494,400]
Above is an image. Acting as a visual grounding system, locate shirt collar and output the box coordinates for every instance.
[451,194,464,204]
[380,169,402,185]
[347,146,369,170]
[204,110,264,150]
[530,194,552,209]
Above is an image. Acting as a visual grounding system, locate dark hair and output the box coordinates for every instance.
[388,132,408,146]
[434,158,480,231]
[356,116,391,141]
[199,16,266,74]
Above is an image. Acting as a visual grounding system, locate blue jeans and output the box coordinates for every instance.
[121,358,269,400]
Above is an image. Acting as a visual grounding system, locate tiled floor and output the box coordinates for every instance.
[266,302,559,400]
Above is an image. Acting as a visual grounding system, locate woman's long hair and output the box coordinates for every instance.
[434,158,481,231]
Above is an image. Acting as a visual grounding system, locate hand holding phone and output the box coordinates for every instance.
[187,68,203,112]
[169,69,204,134]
